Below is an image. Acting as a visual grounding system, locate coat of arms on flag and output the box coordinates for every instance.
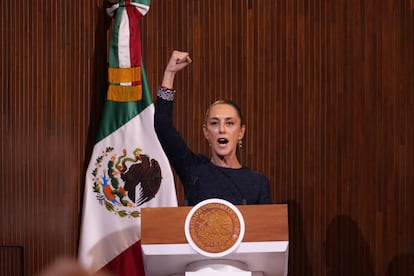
[78,1,177,275]
[92,147,163,216]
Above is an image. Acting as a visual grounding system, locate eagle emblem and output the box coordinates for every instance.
[91,147,162,218]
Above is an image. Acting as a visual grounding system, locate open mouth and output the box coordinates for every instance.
[217,138,229,145]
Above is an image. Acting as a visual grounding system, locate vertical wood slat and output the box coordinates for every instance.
[0,246,24,276]
[1,1,413,275]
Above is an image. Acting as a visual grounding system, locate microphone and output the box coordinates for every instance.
[184,174,199,206]
[221,170,247,205]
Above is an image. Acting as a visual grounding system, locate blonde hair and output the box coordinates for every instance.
[204,100,244,126]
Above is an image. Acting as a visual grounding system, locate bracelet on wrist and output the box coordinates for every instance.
[158,86,176,101]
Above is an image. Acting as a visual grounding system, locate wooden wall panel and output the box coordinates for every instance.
[0,1,104,275]
[1,1,413,275]
[0,246,24,276]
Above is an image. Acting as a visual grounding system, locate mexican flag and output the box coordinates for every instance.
[78,1,177,275]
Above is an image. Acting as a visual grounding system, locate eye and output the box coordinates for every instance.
[226,121,234,126]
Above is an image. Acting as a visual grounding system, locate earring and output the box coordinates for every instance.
[238,139,242,148]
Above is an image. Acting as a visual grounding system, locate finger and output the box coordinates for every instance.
[176,55,192,64]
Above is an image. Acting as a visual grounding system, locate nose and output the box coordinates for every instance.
[219,122,226,133]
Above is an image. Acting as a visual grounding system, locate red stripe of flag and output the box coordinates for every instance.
[100,241,146,276]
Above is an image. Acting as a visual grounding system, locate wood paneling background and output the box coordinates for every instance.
[1,1,413,275]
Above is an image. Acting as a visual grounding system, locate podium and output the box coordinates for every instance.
[141,202,289,276]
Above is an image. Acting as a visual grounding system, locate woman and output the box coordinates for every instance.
[154,50,271,206]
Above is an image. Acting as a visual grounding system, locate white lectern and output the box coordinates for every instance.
[141,202,289,276]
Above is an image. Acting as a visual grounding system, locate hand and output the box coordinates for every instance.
[38,257,113,276]
[165,50,192,73]
[162,50,192,89]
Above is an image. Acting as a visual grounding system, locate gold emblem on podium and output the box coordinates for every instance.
[184,199,245,257]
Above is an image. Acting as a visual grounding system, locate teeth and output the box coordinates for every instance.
[218,138,228,144]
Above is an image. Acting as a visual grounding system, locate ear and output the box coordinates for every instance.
[239,124,246,140]
[202,124,209,140]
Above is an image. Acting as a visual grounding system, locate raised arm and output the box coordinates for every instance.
[154,50,194,179]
